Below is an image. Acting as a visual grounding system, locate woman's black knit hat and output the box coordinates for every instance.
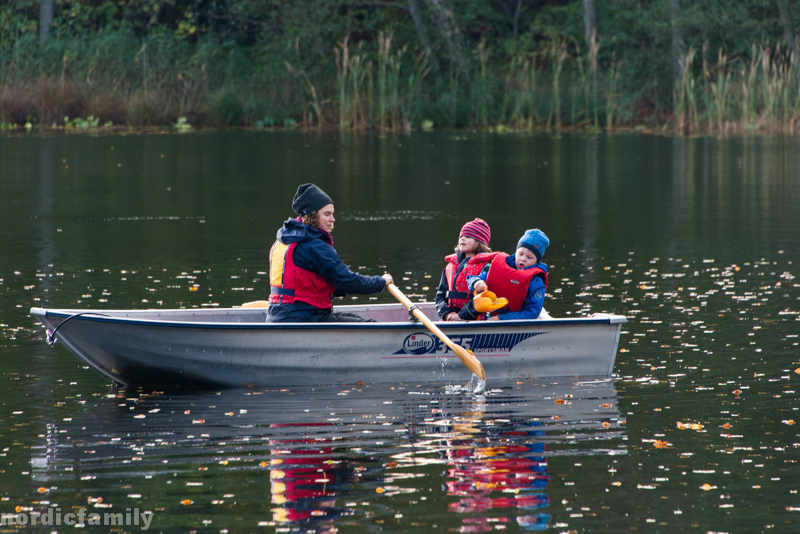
[292,183,333,215]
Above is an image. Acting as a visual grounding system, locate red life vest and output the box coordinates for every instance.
[485,253,548,313]
[444,252,498,309]
[269,241,336,309]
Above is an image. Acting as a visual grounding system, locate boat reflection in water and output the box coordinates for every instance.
[31,378,624,533]
[444,423,550,531]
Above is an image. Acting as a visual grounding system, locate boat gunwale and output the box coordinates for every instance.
[31,307,627,330]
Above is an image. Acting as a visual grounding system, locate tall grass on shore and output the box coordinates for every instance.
[672,43,800,134]
[4,27,800,135]
[0,29,276,129]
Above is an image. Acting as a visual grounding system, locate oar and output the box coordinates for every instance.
[386,282,486,381]
[240,300,270,308]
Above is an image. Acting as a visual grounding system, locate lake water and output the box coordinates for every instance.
[1,131,799,533]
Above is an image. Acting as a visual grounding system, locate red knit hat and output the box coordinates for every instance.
[460,218,491,245]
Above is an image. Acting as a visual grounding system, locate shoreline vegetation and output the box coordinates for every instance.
[2,1,800,135]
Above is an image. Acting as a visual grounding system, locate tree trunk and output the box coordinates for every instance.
[424,0,470,83]
[512,0,522,42]
[39,0,54,43]
[670,0,684,81]
[582,0,596,51]
[776,0,795,52]
[408,0,445,86]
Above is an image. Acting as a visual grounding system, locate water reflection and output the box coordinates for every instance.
[4,132,800,533]
[30,379,622,532]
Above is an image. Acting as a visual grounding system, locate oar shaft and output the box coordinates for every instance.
[386,283,485,381]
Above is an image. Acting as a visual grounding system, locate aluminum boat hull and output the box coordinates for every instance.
[30,303,626,387]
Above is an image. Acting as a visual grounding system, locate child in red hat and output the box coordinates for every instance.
[434,218,497,321]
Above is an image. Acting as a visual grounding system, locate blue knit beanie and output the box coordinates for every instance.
[517,229,549,262]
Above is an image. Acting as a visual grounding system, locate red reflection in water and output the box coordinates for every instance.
[269,423,341,530]
[445,424,550,531]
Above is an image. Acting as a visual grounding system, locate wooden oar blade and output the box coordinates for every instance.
[451,343,486,381]
[241,300,270,308]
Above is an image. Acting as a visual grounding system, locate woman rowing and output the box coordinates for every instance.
[267,183,392,322]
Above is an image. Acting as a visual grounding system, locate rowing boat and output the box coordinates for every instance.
[30,303,625,387]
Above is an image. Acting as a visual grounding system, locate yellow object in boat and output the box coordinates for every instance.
[473,290,508,313]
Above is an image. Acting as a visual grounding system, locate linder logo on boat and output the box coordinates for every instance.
[402,333,436,355]
[398,332,546,356]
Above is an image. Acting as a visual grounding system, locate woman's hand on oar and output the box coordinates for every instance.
[385,282,486,381]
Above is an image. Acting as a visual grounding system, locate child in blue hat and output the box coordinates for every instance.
[467,229,549,320]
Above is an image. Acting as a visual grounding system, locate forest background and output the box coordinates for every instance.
[2,0,800,134]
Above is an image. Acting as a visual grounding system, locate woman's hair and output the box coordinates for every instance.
[301,211,320,228]
[454,240,492,254]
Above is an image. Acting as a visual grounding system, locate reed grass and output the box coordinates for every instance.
[605,53,622,130]
[5,26,800,135]
[549,39,568,132]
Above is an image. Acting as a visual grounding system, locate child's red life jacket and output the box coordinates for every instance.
[444,252,498,309]
[269,241,336,309]
[485,253,548,313]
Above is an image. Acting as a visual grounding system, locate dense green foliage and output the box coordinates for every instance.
[1,0,798,132]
